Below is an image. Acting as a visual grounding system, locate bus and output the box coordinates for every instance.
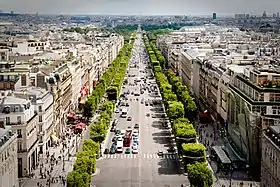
[121,108,128,118]
[123,131,132,147]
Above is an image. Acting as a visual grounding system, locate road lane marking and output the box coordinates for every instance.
[153,154,156,158]
[114,155,117,159]
[144,154,146,158]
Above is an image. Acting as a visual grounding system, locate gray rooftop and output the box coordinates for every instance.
[2,96,28,105]
[270,126,280,134]
[0,126,12,139]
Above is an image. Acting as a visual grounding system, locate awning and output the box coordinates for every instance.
[75,122,86,129]
[67,112,77,119]
[50,134,58,142]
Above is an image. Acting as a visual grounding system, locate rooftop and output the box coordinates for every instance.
[1,96,28,105]
[0,125,16,150]
[265,126,280,151]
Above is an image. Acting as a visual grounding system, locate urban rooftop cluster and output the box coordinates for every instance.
[157,24,280,186]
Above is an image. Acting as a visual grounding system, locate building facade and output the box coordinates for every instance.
[0,125,18,187]
[261,126,280,187]
[0,96,39,177]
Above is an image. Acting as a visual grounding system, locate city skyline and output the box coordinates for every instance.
[0,0,280,16]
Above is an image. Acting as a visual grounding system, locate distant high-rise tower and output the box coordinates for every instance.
[262,11,267,18]
[213,12,217,20]
[277,12,279,18]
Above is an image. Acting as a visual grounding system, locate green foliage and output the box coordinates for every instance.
[182,143,206,164]
[67,171,91,187]
[143,29,208,186]
[82,139,100,157]
[187,162,213,187]
[166,69,197,119]
[101,101,114,116]
[83,41,134,117]
[167,101,184,120]
[69,32,136,187]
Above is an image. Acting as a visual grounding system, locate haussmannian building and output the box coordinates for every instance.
[261,126,280,187]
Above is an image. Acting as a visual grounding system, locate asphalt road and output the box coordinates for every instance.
[92,34,189,187]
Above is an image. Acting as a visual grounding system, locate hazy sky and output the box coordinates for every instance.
[0,0,279,15]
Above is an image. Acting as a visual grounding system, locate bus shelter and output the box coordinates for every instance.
[211,146,232,171]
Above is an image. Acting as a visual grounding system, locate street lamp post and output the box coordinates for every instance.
[229,167,233,187]
[76,135,78,153]
[62,155,65,172]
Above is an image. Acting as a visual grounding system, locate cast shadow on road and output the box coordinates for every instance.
[151,123,166,130]
[152,136,172,145]
[150,108,164,113]
[157,157,182,175]
[152,131,172,137]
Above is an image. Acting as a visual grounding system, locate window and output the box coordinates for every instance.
[39,125,43,132]
[39,115,42,122]
[18,142,22,151]
[5,117,10,124]
[17,129,22,138]
[39,106,42,112]
[17,116,21,123]
[15,106,19,112]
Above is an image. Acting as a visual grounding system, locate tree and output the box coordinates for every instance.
[82,139,100,157]
[187,162,213,187]
[182,143,206,164]
[67,171,90,187]
[167,101,184,120]
[73,154,96,174]
[162,92,177,103]
[101,101,114,113]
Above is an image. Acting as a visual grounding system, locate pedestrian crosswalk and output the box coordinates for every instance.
[102,153,178,160]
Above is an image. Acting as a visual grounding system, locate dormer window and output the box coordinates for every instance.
[3,106,10,113]
[15,106,19,112]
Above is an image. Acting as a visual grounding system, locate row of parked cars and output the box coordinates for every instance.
[105,118,140,155]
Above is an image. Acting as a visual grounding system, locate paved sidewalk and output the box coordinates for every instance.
[196,123,260,187]
[21,134,81,187]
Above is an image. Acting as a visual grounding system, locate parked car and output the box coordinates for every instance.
[110,146,116,154]
[127,117,132,121]
[110,126,116,132]
[104,148,109,154]
[134,124,139,129]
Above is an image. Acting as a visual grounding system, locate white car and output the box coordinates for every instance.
[133,136,139,142]
[126,126,132,132]
[132,144,138,150]
[132,130,139,137]
[132,146,139,154]
[117,137,123,142]
[120,130,126,137]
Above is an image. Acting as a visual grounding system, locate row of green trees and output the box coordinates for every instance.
[83,40,134,118]
[67,100,115,187]
[143,32,213,187]
[68,33,136,187]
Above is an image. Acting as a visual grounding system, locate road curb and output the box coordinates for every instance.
[92,168,101,176]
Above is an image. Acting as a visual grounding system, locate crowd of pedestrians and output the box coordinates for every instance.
[21,129,79,187]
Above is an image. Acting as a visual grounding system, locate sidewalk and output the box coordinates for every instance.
[21,134,80,187]
[197,123,260,187]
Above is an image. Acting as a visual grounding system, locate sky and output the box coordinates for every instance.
[0,0,279,16]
